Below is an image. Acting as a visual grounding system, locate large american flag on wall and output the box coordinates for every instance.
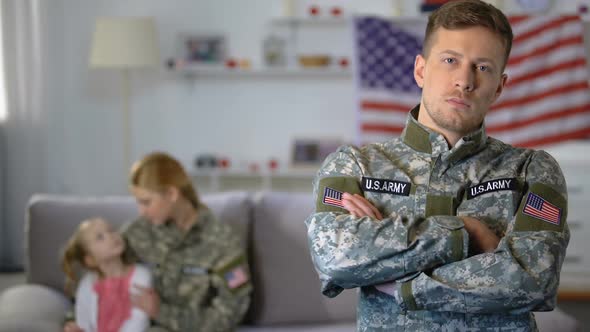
[353,16,590,147]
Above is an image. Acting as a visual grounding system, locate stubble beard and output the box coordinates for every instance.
[422,96,482,137]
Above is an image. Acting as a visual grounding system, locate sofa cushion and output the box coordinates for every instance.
[248,192,357,325]
[26,191,251,292]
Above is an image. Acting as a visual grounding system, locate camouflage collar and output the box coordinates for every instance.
[402,105,488,159]
[153,205,214,245]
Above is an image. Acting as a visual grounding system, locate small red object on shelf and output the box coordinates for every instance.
[219,158,230,169]
[225,58,237,69]
[339,57,349,68]
[309,5,320,16]
[331,7,342,17]
[268,159,279,171]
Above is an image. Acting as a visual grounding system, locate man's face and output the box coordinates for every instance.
[414,26,508,142]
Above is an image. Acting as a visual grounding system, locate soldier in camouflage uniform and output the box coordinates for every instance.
[306,1,569,331]
[123,152,252,332]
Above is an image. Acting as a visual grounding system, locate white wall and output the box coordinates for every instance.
[2,0,588,268]
[49,0,587,196]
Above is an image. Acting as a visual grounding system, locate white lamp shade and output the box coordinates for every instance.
[90,17,160,68]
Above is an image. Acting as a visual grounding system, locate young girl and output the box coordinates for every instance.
[61,217,152,332]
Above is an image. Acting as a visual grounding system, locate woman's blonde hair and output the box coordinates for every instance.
[129,151,200,208]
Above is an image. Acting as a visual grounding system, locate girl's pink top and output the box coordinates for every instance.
[93,266,135,332]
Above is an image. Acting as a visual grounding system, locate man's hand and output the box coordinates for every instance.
[342,193,383,219]
[461,216,500,254]
[63,322,83,332]
[131,284,160,319]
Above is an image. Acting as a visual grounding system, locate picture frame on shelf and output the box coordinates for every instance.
[177,33,226,65]
[291,137,342,169]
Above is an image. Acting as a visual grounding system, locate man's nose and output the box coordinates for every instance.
[455,66,475,92]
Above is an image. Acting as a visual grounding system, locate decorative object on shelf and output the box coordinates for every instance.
[308,5,320,17]
[89,17,160,171]
[338,57,349,68]
[330,6,343,17]
[291,138,342,168]
[194,154,218,169]
[263,35,287,67]
[225,58,238,69]
[170,33,226,69]
[268,158,279,172]
[298,55,331,68]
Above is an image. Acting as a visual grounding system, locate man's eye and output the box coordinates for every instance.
[478,65,489,72]
[444,58,455,64]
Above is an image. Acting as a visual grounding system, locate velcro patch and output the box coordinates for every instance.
[362,177,411,196]
[467,178,517,199]
[224,264,249,289]
[316,176,362,213]
[323,187,344,208]
[522,192,562,226]
[513,183,566,233]
[182,266,208,275]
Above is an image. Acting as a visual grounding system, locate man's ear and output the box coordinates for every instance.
[414,54,426,88]
[493,73,508,102]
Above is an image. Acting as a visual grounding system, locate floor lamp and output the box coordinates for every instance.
[89,17,159,172]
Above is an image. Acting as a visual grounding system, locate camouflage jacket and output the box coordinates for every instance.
[122,205,251,332]
[305,107,569,331]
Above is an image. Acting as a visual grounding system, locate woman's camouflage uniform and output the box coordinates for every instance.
[122,206,251,332]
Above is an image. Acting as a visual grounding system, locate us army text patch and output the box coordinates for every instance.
[362,177,411,196]
[467,178,516,199]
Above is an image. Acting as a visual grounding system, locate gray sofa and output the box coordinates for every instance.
[0,191,580,331]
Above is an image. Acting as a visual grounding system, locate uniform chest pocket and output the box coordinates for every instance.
[176,263,212,300]
[367,193,415,220]
[457,178,523,235]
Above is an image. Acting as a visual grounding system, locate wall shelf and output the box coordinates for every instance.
[191,169,315,193]
[169,65,351,79]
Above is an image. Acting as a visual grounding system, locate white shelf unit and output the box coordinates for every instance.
[191,169,315,193]
[169,64,351,79]
[168,16,353,78]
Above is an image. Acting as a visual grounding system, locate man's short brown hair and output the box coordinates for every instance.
[423,0,513,70]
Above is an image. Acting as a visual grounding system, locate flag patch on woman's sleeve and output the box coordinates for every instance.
[224,264,249,289]
[323,187,344,208]
[522,192,561,225]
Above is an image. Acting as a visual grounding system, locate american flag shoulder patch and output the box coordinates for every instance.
[224,263,249,289]
[522,192,562,225]
[323,187,344,208]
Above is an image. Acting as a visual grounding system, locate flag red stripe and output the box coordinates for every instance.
[513,127,590,148]
[361,123,405,134]
[506,58,587,86]
[508,36,584,66]
[524,208,559,223]
[361,101,412,113]
[487,103,590,132]
[491,81,590,111]
[524,206,559,220]
[513,16,579,44]
[508,15,529,25]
